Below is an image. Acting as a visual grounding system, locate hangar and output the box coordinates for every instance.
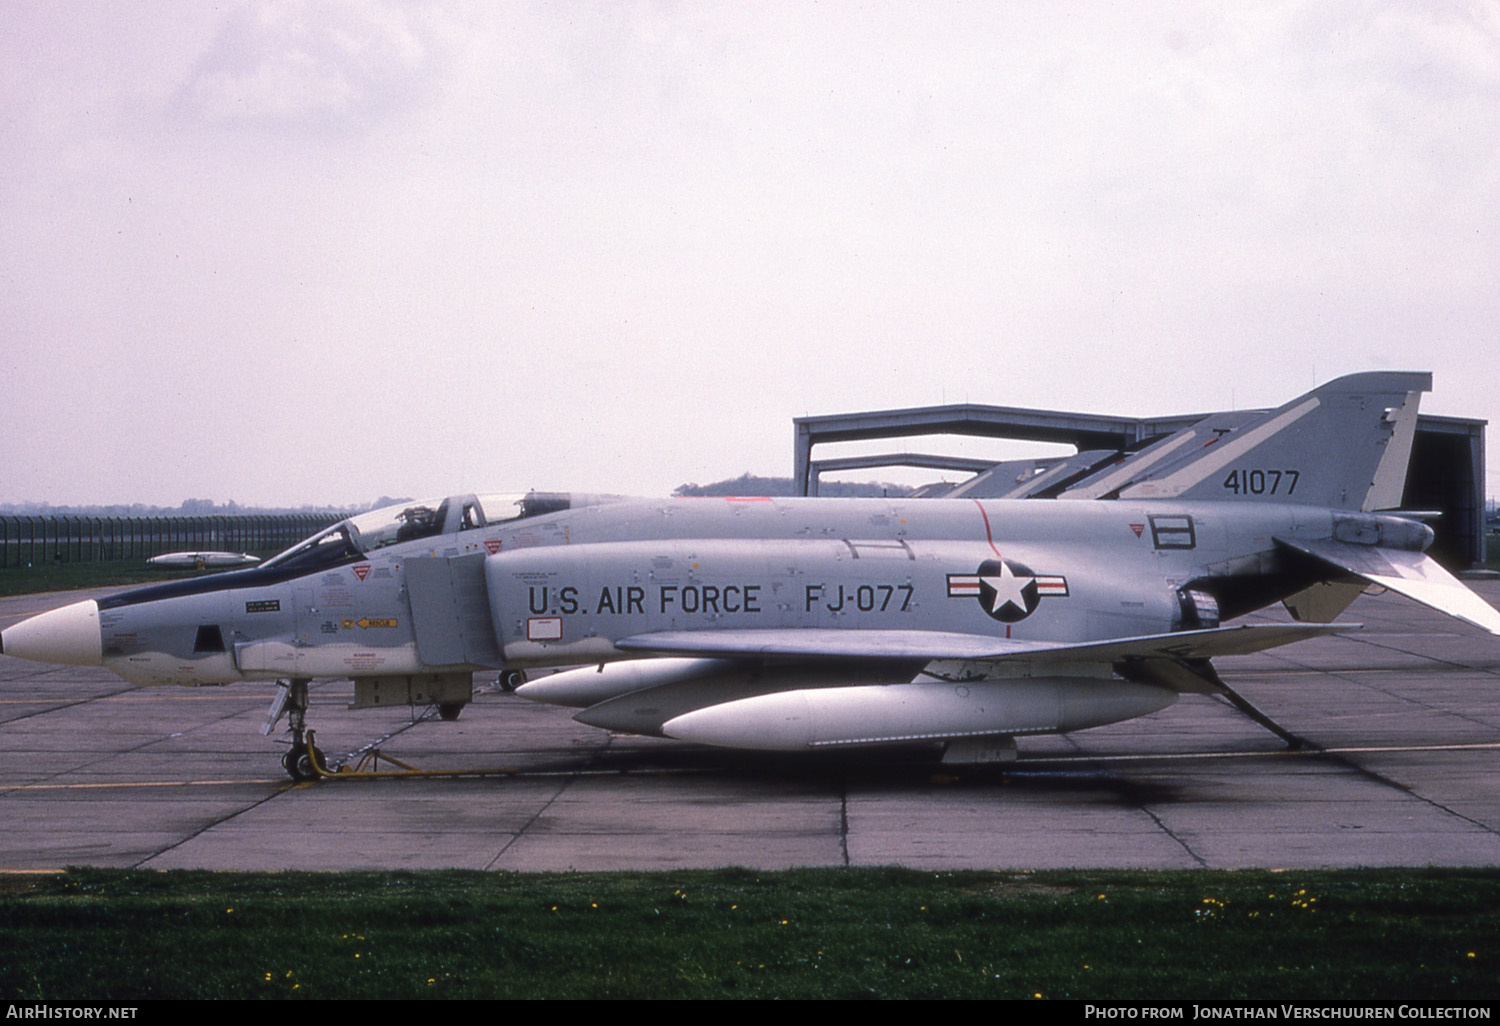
[792,399,1487,569]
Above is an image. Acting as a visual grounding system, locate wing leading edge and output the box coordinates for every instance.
[615,622,1351,663]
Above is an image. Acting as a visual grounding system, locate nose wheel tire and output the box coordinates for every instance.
[283,741,325,782]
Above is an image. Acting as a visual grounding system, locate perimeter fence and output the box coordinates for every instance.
[0,514,344,569]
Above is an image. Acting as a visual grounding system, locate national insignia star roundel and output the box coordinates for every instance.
[975,558,1039,622]
[946,560,1069,623]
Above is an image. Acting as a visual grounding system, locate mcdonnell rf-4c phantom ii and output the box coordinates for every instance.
[4,372,1499,779]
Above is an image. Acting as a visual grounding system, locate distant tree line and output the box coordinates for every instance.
[0,498,368,517]
[673,473,914,498]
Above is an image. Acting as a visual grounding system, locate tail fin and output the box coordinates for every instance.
[1097,372,1429,510]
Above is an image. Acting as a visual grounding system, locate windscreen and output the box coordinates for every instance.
[261,498,448,571]
[259,522,362,572]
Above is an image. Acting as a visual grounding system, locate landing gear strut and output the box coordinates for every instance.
[267,678,325,781]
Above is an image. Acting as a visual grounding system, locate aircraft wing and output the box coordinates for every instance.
[1277,538,1500,635]
[615,622,1350,664]
[543,623,1353,744]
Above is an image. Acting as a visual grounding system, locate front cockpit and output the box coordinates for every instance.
[258,521,363,573]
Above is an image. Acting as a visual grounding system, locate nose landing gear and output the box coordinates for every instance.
[263,672,523,781]
[266,678,326,782]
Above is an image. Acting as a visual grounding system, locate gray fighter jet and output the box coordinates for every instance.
[5,372,1496,778]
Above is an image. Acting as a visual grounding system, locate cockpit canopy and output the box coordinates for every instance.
[261,491,597,574]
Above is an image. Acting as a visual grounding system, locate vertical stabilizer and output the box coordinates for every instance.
[1113,372,1430,510]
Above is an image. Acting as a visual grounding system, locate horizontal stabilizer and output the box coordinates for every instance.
[1279,538,1500,635]
[617,622,1350,664]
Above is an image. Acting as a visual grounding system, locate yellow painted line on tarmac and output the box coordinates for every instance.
[0,695,270,704]
[103,693,280,701]
[1016,741,1500,765]
[1321,741,1500,754]
[5,778,290,791]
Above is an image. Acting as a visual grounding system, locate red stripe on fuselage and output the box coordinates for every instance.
[971,500,1003,559]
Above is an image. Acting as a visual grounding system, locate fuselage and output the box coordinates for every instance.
[2,492,1414,689]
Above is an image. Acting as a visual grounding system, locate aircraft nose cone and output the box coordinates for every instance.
[0,599,103,667]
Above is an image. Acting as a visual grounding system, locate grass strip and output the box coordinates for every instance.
[0,561,222,597]
[0,867,1496,1000]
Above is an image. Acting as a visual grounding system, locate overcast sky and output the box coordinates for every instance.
[3,1,1497,507]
